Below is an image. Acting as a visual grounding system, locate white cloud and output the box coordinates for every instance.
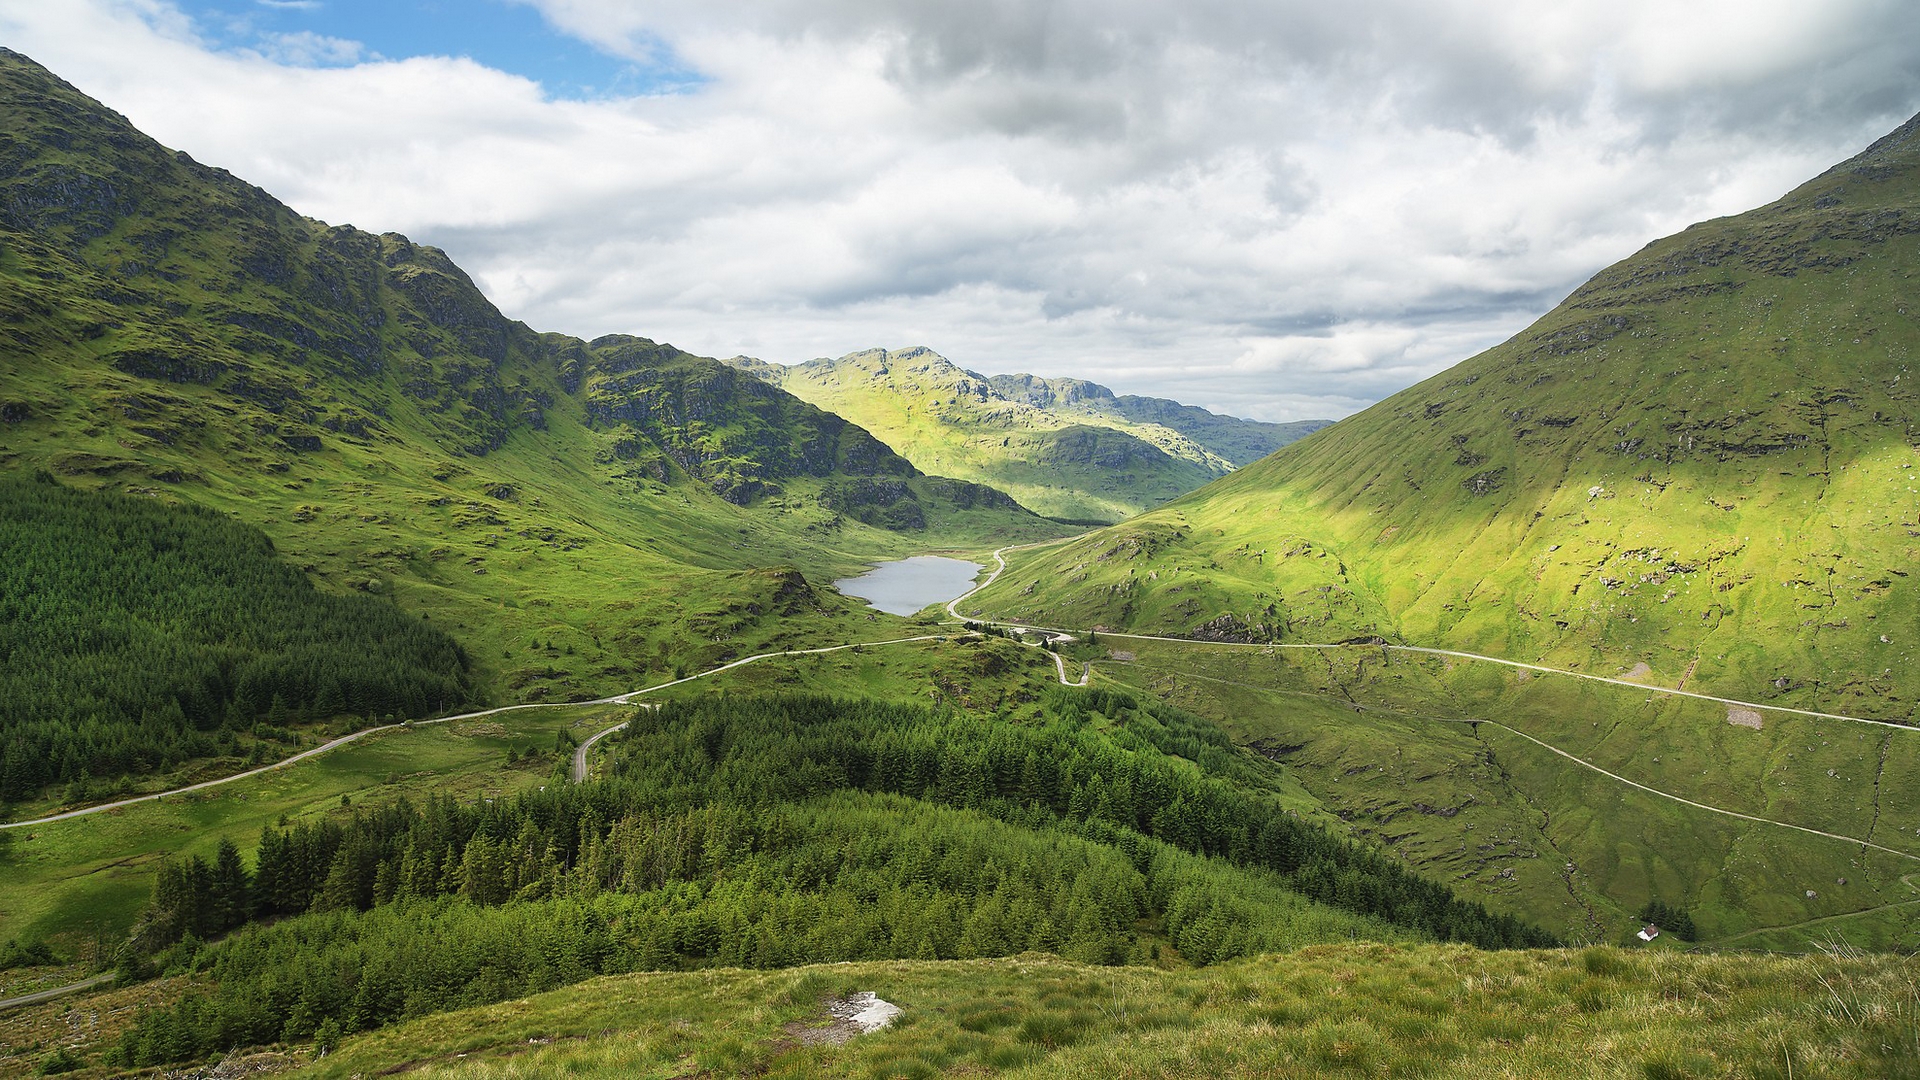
[1,0,1917,421]
[251,29,363,66]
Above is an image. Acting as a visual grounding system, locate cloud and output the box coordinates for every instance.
[3,1,1918,421]
[251,29,363,66]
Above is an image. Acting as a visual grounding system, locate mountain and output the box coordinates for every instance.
[0,48,1061,733]
[976,110,1920,698]
[724,347,1325,521]
[985,371,1329,466]
[969,110,1920,945]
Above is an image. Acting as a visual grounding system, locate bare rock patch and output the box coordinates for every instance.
[788,992,902,1047]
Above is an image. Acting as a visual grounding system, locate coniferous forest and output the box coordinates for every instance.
[110,690,1553,1066]
[0,473,473,801]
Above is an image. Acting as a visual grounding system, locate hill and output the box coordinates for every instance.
[0,45,1063,767]
[725,347,1325,521]
[986,371,1329,466]
[967,109,1920,945]
[229,949,1920,1078]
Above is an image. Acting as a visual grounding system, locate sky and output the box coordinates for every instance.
[3,2,1919,421]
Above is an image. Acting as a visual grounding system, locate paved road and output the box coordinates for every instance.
[1049,649,1090,687]
[0,972,113,1012]
[947,543,1092,688]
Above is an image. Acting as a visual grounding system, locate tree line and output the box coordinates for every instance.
[0,472,473,800]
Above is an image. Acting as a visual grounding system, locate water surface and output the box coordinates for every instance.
[833,556,984,616]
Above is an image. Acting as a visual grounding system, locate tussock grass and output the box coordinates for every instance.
[293,946,1920,1079]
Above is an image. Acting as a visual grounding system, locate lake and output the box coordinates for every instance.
[833,556,985,616]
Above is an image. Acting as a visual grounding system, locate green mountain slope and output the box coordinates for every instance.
[725,347,1324,521]
[969,110,1920,945]
[976,110,1920,705]
[73,688,1543,1071]
[0,47,1062,748]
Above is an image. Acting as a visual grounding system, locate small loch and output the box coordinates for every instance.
[833,556,985,616]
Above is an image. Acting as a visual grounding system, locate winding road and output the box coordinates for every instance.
[3,635,959,830]
[10,536,1914,942]
[951,545,1919,736]
[15,538,1905,829]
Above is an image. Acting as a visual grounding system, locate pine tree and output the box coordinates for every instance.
[209,837,250,934]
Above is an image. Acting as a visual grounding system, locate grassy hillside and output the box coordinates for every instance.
[15,946,1918,1078]
[0,47,1066,752]
[726,347,1323,521]
[966,110,1920,945]
[285,948,1920,1079]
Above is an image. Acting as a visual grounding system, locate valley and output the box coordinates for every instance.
[2,40,1919,1080]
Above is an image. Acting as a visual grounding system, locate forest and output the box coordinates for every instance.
[111,690,1554,1067]
[0,473,474,801]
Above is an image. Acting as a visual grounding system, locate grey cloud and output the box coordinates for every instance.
[14,1,1920,424]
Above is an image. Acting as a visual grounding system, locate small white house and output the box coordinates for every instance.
[1636,924,1661,942]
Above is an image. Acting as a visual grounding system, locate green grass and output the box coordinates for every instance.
[291,946,1920,1079]
[0,705,602,947]
[1063,636,1920,949]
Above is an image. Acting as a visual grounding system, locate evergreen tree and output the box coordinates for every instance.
[209,837,250,934]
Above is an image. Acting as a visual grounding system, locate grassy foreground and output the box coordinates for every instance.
[266,946,1920,1078]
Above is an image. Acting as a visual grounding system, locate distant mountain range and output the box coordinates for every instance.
[725,348,1327,521]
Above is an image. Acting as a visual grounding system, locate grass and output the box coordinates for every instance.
[0,704,602,948]
[263,946,1920,1078]
[1068,635,1920,949]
